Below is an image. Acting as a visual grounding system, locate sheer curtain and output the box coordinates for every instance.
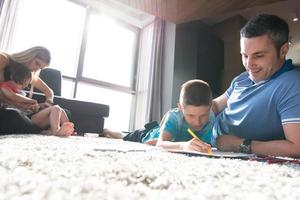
[0,1,5,14]
[134,17,165,129]
[0,0,19,51]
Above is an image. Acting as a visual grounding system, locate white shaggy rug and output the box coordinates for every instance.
[0,134,300,200]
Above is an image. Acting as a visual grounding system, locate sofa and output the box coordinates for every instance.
[32,68,110,136]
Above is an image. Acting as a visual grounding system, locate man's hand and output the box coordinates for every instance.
[183,138,212,153]
[216,135,244,152]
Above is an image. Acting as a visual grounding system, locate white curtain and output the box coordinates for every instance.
[0,1,5,14]
[134,17,165,129]
[0,0,20,51]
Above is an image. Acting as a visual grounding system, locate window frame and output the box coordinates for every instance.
[68,8,140,96]
[60,4,141,130]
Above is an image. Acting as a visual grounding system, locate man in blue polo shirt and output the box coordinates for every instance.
[213,14,300,157]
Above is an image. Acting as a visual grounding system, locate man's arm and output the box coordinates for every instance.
[212,94,228,114]
[217,123,300,158]
[156,130,211,152]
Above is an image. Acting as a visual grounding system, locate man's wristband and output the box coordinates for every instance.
[239,139,252,154]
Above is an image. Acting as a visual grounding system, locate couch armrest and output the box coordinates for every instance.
[30,92,109,117]
[30,92,109,134]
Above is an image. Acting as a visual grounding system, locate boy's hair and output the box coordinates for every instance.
[240,14,289,56]
[9,62,32,85]
[180,79,212,107]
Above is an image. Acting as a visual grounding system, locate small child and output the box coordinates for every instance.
[104,79,215,153]
[0,63,74,136]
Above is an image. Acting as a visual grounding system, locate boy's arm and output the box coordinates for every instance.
[156,130,211,152]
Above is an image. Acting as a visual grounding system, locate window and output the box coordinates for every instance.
[6,0,141,131]
[9,0,86,77]
[76,83,133,131]
[83,13,137,87]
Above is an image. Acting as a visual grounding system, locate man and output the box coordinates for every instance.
[213,14,300,157]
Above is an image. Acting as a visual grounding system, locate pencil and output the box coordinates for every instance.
[187,128,212,155]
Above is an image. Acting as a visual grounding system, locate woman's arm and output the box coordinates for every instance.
[0,88,39,111]
[31,77,54,103]
[1,87,36,104]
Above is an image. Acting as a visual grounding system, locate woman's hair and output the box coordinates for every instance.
[180,79,212,107]
[9,46,51,65]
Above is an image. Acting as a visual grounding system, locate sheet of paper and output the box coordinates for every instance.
[167,148,254,159]
[92,140,160,152]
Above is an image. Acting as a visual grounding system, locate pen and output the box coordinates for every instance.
[187,128,212,155]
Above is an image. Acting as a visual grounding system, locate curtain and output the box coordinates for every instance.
[0,0,20,51]
[0,0,5,15]
[146,18,165,122]
[134,17,165,129]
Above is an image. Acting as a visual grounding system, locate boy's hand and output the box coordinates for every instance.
[184,138,212,153]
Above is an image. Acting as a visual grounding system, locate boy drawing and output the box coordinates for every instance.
[104,79,215,153]
[0,63,74,136]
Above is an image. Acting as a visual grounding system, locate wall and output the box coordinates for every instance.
[161,21,176,114]
[287,20,300,66]
[197,30,223,96]
[172,21,223,107]
[211,15,246,92]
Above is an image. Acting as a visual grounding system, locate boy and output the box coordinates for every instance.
[0,63,74,136]
[104,79,214,153]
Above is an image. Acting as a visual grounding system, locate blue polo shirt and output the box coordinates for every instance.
[213,59,300,141]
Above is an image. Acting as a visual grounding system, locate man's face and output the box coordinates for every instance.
[240,34,287,83]
[178,103,210,131]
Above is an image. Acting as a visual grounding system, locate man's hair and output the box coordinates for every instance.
[240,14,289,54]
[9,62,32,85]
[180,79,212,106]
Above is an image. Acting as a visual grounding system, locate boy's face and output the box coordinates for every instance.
[178,103,211,131]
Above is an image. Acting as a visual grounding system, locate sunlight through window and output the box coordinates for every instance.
[10,0,85,77]
[83,14,137,87]
[76,82,132,131]
[7,0,140,131]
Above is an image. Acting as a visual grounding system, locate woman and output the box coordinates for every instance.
[0,46,54,134]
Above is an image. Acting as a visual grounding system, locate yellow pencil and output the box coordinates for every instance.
[187,128,212,155]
